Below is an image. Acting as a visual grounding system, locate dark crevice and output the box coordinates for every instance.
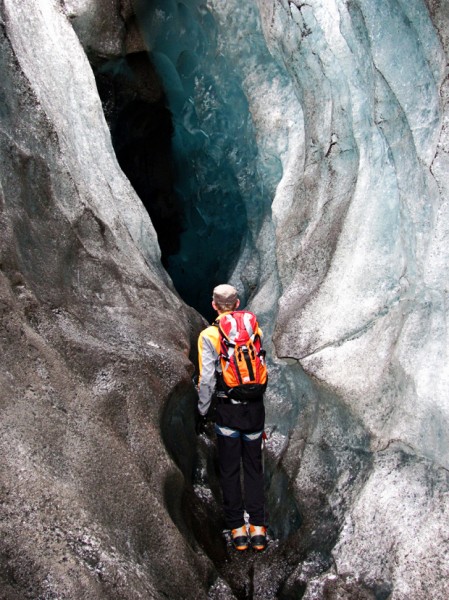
[81,5,395,598]
[95,52,184,268]
[88,51,392,600]
[93,45,248,321]
[89,0,273,321]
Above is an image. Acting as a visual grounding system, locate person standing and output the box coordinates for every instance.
[196,284,267,551]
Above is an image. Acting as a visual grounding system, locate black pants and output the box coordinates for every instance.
[215,399,265,530]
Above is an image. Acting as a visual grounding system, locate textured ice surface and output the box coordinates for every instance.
[252,0,449,595]
[3,0,449,597]
[0,1,208,597]
[4,0,164,275]
[134,0,303,318]
[132,0,449,593]
[255,0,449,468]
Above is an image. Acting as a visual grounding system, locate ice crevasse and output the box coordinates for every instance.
[137,0,449,466]
[1,0,449,597]
[135,1,449,593]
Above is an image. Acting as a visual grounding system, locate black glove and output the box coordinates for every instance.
[195,413,208,436]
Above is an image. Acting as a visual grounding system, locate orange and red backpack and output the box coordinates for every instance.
[215,311,268,400]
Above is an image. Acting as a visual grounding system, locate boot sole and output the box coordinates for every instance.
[250,535,267,551]
[232,535,249,551]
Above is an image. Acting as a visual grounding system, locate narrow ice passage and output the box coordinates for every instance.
[94,0,290,320]
[2,0,449,597]
[89,0,449,597]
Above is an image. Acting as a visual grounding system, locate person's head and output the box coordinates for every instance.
[212,284,240,314]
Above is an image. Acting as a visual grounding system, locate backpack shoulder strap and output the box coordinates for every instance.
[214,311,259,343]
[215,312,235,341]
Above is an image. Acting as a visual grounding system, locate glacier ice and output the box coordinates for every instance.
[135,0,449,465]
[132,0,302,318]
[0,0,207,598]
[2,0,449,597]
[254,0,449,467]
[137,0,449,594]
[254,0,449,595]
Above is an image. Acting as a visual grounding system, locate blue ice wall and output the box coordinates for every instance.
[134,0,273,318]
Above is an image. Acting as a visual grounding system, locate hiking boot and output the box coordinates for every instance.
[249,525,267,551]
[231,525,249,551]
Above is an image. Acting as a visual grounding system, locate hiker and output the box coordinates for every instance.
[196,284,268,552]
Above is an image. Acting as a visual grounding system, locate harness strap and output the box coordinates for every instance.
[242,345,255,380]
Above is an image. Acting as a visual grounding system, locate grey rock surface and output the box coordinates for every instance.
[0,0,208,598]
[63,0,144,62]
